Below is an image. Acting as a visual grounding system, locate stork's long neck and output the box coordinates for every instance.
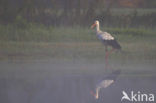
[95,88,99,99]
[96,24,100,33]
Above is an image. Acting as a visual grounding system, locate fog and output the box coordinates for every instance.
[0,60,156,103]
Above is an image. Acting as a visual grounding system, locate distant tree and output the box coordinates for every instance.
[118,0,145,8]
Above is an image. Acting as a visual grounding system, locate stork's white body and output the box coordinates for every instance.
[91,20,121,50]
[92,21,115,41]
[97,31,114,41]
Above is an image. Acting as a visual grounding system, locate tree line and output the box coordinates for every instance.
[0,0,156,27]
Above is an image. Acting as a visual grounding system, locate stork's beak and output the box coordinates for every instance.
[90,90,95,96]
[91,23,96,29]
[90,90,98,99]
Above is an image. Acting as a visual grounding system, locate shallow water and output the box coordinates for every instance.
[0,60,156,103]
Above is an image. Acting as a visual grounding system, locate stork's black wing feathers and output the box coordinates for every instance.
[103,39,121,50]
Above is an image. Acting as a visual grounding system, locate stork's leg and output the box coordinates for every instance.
[105,46,108,60]
[105,45,108,52]
[105,45,109,69]
[105,47,115,69]
[109,48,115,56]
[106,48,115,59]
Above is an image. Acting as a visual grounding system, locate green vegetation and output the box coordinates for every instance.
[0,24,156,63]
[0,23,156,42]
[110,8,156,16]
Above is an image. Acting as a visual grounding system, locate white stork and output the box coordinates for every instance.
[90,70,121,99]
[91,20,121,66]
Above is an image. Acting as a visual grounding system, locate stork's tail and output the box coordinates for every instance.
[112,40,121,50]
[104,39,121,50]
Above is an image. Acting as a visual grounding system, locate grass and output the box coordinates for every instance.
[0,24,156,42]
[0,24,156,63]
[0,24,95,42]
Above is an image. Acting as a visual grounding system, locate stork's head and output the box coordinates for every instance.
[91,20,99,29]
